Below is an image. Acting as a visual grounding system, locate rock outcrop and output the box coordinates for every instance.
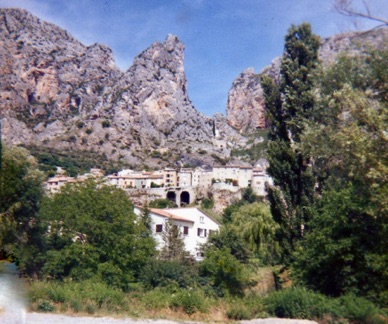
[0,8,235,168]
[226,68,266,133]
[226,28,388,133]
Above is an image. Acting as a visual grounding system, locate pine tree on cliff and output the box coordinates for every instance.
[261,23,320,261]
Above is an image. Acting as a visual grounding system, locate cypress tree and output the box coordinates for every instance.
[261,23,320,260]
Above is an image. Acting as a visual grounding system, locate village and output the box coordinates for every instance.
[46,163,273,202]
[46,163,273,260]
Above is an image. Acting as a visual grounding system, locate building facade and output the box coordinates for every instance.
[134,207,220,260]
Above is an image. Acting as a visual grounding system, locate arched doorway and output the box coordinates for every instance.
[167,191,176,205]
[180,191,190,206]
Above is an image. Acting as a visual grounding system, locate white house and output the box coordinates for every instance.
[177,168,192,188]
[134,207,220,260]
[193,167,213,188]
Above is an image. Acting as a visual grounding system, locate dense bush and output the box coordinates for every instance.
[139,259,199,289]
[170,289,208,315]
[201,198,214,209]
[265,287,386,322]
[265,287,340,320]
[338,294,385,324]
[200,247,250,296]
[140,289,171,310]
[37,301,55,312]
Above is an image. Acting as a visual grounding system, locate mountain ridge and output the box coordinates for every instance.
[1,8,386,169]
[0,8,237,169]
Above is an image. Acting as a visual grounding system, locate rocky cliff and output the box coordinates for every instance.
[2,8,386,169]
[0,8,235,169]
[226,28,388,133]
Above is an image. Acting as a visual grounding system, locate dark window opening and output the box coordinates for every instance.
[156,224,163,232]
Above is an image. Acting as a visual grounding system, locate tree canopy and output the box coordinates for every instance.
[261,23,320,260]
[293,48,388,303]
[37,180,156,290]
[0,145,45,265]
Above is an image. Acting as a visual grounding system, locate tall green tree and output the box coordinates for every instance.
[140,201,152,235]
[0,145,44,266]
[261,23,320,259]
[37,180,156,290]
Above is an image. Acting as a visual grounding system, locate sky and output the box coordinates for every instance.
[0,0,386,116]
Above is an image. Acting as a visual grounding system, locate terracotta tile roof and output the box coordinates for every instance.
[149,208,194,223]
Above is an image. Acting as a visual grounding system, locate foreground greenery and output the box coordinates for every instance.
[1,22,387,322]
[28,280,385,323]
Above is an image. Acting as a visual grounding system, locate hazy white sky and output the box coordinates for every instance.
[0,0,386,116]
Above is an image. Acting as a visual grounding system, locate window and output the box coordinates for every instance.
[183,226,189,235]
[196,251,204,258]
[156,224,163,233]
[197,228,207,237]
[199,216,204,223]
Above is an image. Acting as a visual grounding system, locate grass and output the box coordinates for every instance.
[27,280,240,321]
[26,275,387,323]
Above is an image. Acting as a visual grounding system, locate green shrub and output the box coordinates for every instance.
[85,128,93,135]
[37,301,55,312]
[70,299,82,313]
[47,283,67,303]
[170,289,207,315]
[338,294,385,324]
[76,121,84,129]
[201,198,214,209]
[149,199,177,208]
[139,259,199,289]
[85,301,97,314]
[227,305,252,320]
[200,247,250,296]
[265,287,340,320]
[141,289,171,310]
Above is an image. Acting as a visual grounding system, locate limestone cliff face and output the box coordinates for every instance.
[100,34,214,148]
[226,68,266,133]
[0,8,231,168]
[0,9,120,117]
[226,28,388,133]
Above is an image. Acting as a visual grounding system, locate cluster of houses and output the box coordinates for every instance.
[46,164,272,196]
[45,164,272,260]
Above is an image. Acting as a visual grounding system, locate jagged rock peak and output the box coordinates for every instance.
[0,9,237,169]
[226,67,266,132]
[130,34,185,76]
